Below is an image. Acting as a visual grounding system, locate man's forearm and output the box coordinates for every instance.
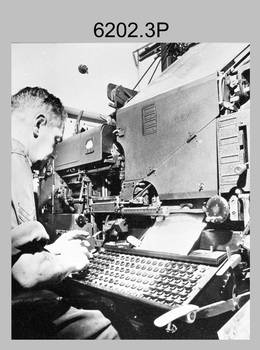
[12,250,77,289]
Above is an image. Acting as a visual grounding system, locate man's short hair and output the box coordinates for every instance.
[11,87,67,128]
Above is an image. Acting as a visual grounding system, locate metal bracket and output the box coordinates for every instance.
[154,304,199,328]
[166,322,178,334]
[113,128,125,137]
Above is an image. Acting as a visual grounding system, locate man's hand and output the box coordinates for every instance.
[46,230,92,255]
[59,229,91,241]
[58,239,91,271]
[46,230,93,272]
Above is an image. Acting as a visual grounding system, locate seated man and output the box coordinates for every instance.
[11,87,120,339]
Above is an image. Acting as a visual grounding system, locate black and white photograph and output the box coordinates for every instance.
[10,41,250,340]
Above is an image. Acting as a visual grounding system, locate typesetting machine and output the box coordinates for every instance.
[38,43,250,339]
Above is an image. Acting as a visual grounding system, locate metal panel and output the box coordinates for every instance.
[54,125,115,171]
[142,104,157,135]
[117,73,219,200]
[218,109,250,193]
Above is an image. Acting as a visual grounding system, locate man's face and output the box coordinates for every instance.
[29,122,64,165]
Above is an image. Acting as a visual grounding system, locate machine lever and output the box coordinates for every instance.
[154,291,250,329]
[126,235,141,247]
[216,254,241,276]
[154,304,199,328]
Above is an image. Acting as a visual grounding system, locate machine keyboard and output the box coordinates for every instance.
[71,249,216,309]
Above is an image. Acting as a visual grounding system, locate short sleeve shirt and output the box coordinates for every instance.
[11,139,37,229]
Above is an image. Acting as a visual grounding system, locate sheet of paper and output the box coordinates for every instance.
[139,213,206,255]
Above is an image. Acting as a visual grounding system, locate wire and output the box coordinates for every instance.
[148,44,171,84]
[132,55,160,91]
[145,114,219,178]
[148,58,162,85]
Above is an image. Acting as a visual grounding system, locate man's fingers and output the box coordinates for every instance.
[67,240,92,258]
[80,240,90,247]
[63,230,91,241]
[80,246,93,259]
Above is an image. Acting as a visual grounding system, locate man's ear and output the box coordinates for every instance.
[33,114,47,138]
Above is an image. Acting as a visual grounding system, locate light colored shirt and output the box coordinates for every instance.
[11,139,48,256]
